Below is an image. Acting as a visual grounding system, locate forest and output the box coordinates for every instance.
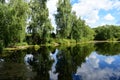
[0,0,120,49]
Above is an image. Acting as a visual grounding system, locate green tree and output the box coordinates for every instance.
[0,2,8,47]
[82,25,95,41]
[28,0,53,44]
[70,12,94,43]
[10,0,29,43]
[94,25,120,40]
[55,0,72,38]
[0,0,29,47]
[71,17,83,43]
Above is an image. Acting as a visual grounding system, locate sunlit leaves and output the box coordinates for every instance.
[55,0,72,38]
[0,0,29,47]
[28,0,53,44]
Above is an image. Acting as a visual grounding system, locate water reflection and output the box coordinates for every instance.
[29,46,53,80]
[0,58,4,62]
[24,54,34,65]
[95,42,120,55]
[0,46,54,80]
[75,52,120,80]
[49,49,59,80]
[54,44,95,80]
[0,43,120,80]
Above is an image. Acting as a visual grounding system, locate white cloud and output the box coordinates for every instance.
[46,0,120,28]
[72,0,119,27]
[47,0,58,15]
[88,52,100,68]
[75,52,120,80]
[76,65,120,80]
[49,49,59,80]
[49,71,58,80]
[113,0,120,11]
[104,14,115,21]
[85,10,99,24]
[105,57,115,64]
[47,0,58,32]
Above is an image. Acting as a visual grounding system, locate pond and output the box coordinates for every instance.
[0,42,120,80]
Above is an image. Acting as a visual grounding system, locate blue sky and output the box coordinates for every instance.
[47,0,120,28]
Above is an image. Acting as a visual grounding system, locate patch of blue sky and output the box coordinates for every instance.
[97,9,118,26]
[71,0,79,5]
[98,9,108,17]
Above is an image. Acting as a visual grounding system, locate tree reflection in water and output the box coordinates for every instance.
[95,42,120,55]
[55,43,95,80]
[29,46,53,80]
[0,46,54,80]
[1,43,120,80]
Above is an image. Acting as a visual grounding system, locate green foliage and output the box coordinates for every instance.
[80,25,95,41]
[94,25,120,40]
[56,39,76,45]
[71,17,83,42]
[55,0,72,38]
[1,0,120,48]
[0,0,29,47]
[55,1,95,42]
[28,0,53,44]
[70,12,95,43]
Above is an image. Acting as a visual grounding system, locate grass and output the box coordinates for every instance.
[3,39,120,51]
[49,38,76,46]
[3,45,33,51]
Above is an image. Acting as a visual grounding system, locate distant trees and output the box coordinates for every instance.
[94,25,120,40]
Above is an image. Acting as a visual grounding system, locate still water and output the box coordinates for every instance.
[0,42,120,80]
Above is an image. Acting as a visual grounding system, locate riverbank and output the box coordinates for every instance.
[3,40,120,51]
[3,45,40,51]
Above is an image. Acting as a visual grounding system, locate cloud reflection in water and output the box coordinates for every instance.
[75,52,120,80]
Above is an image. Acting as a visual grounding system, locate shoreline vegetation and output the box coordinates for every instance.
[3,40,120,51]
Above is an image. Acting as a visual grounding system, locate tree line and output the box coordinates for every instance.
[94,25,120,41]
[0,0,120,48]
